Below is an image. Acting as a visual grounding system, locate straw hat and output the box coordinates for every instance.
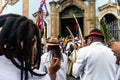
[47,37,59,46]
[85,28,104,40]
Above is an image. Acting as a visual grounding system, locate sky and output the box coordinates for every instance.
[2,0,116,19]
[2,0,52,19]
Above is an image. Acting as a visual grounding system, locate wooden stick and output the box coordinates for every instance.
[66,26,74,39]
[0,1,8,14]
[73,14,84,47]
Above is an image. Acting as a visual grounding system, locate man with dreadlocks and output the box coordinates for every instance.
[0,14,60,80]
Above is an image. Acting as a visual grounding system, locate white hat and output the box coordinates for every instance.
[47,37,59,46]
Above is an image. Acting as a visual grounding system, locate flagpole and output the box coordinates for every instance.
[66,26,75,75]
[66,26,74,39]
[73,14,84,47]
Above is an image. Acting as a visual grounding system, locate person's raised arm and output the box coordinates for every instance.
[48,58,60,80]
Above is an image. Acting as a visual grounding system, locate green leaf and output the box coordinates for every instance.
[100,20,111,44]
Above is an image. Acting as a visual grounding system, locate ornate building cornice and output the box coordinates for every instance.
[98,1,116,11]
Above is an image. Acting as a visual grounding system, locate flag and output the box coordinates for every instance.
[75,23,81,37]
[73,14,84,47]
[76,23,78,32]
[39,0,49,16]
[36,12,43,31]
[36,0,49,31]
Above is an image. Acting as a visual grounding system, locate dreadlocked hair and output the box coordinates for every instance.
[0,13,20,27]
[0,14,47,80]
[0,16,20,55]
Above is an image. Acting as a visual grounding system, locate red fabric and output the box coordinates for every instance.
[36,0,48,31]
[36,13,43,31]
[89,32,102,36]
[76,23,78,32]
[41,0,46,2]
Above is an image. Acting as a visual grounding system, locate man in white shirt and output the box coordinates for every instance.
[72,28,119,80]
[39,37,68,80]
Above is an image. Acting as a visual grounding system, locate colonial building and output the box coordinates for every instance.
[49,0,96,38]
[98,0,120,41]
[98,0,118,22]
[1,0,119,40]
[49,0,120,41]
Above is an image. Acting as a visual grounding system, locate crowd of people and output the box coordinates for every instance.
[1,13,120,80]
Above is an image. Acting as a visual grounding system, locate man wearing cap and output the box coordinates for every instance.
[72,28,119,80]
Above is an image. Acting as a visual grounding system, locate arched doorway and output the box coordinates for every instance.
[97,1,120,41]
[59,5,84,37]
[101,13,120,41]
[102,13,117,24]
[50,0,95,38]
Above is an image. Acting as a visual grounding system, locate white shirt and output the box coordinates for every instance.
[0,55,50,80]
[40,52,68,80]
[72,42,119,80]
[66,41,73,50]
